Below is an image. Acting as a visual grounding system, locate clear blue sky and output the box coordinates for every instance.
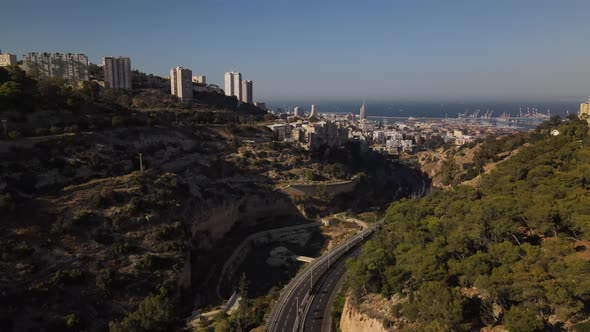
[1,0,590,102]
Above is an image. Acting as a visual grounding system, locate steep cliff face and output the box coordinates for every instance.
[340,297,391,332]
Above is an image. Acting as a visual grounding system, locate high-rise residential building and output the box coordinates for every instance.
[23,52,89,81]
[103,56,132,89]
[580,97,590,120]
[241,80,253,104]
[294,106,301,117]
[224,71,242,100]
[310,104,319,118]
[170,66,193,102]
[360,102,367,120]
[192,76,206,84]
[0,53,17,67]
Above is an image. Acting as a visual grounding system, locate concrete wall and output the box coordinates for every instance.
[216,221,321,298]
[281,177,359,196]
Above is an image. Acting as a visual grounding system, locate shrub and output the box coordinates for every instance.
[0,193,15,212]
[7,130,21,139]
[503,307,544,332]
[137,254,170,271]
[96,268,115,292]
[50,269,83,287]
[109,293,177,332]
[155,222,182,241]
[64,313,79,329]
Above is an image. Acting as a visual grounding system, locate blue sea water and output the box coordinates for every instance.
[268,100,578,118]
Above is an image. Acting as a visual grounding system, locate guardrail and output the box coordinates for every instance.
[265,223,379,332]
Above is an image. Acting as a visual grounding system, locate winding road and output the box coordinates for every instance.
[265,225,376,332]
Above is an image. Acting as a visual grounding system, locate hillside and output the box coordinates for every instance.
[346,117,590,331]
[0,67,428,331]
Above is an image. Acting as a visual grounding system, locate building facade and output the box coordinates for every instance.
[23,52,89,81]
[103,56,132,89]
[580,98,590,120]
[170,66,193,102]
[310,104,318,118]
[241,80,253,103]
[192,75,206,84]
[360,102,367,120]
[0,53,17,67]
[224,71,242,100]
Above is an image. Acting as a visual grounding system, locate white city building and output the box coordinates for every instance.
[310,104,318,118]
[0,53,17,67]
[170,66,193,102]
[192,75,206,84]
[23,52,89,81]
[103,56,132,89]
[241,80,253,104]
[294,106,301,117]
[360,102,367,120]
[224,71,242,100]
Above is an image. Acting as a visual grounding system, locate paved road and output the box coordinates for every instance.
[266,227,375,332]
[301,246,362,332]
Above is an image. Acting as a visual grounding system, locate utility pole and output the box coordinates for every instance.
[139,153,144,172]
[310,267,313,293]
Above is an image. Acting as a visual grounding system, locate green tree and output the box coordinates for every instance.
[503,307,544,332]
[109,293,177,332]
[0,81,21,97]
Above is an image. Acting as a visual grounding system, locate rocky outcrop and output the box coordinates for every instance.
[190,192,300,249]
[340,296,392,332]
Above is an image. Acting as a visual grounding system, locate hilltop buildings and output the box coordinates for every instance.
[241,80,253,104]
[103,56,132,89]
[0,52,17,67]
[170,66,193,102]
[224,71,242,100]
[23,52,89,81]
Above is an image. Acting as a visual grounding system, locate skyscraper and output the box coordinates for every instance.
[360,102,367,120]
[23,52,89,81]
[294,106,301,117]
[310,104,318,118]
[241,80,253,104]
[170,66,193,102]
[224,71,242,100]
[103,56,132,89]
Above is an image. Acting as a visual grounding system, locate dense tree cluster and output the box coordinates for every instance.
[348,118,590,330]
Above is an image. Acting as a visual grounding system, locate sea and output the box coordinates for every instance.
[267,100,579,119]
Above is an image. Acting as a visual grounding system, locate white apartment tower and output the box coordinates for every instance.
[294,106,301,117]
[360,102,367,120]
[23,52,89,81]
[310,104,319,118]
[241,80,253,104]
[224,71,242,100]
[103,56,132,89]
[170,66,193,102]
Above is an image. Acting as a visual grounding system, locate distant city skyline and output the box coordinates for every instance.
[1,1,590,102]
